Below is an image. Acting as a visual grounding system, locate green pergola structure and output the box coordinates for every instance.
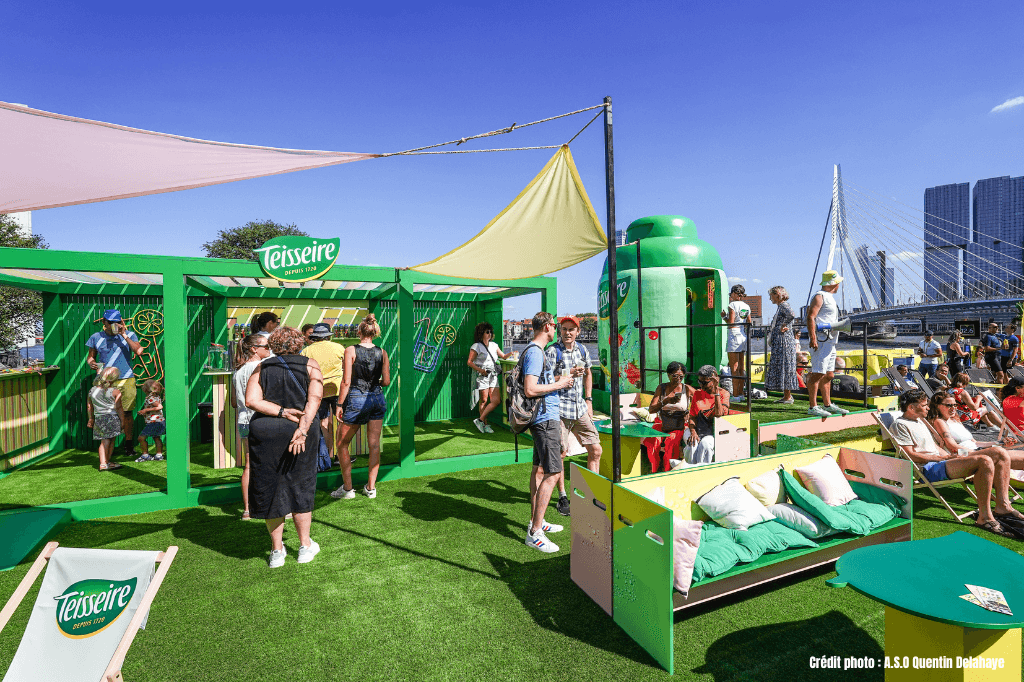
[0,246,555,521]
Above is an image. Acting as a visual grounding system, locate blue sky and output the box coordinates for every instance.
[3,1,1023,319]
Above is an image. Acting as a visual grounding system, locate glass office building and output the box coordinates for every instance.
[968,176,1024,297]
[923,183,969,301]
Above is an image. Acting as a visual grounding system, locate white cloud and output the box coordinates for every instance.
[753,278,762,283]
[991,96,1024,114]
[366,262,381,267]
[728,276,747,283]
[889,250,922,262]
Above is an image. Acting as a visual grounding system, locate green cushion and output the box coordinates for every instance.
[781,471,903,536]
[692,519,818,583]
[781,470,872,535]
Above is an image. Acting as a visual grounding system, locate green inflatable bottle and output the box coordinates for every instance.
[598,215,729,393]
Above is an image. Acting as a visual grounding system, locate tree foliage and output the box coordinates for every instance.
[575,312,598,334]
[0,215,48,350]
[202,220,307,260]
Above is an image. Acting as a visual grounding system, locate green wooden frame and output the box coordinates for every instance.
[0,246,556,520]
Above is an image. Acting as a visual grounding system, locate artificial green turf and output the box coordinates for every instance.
[0,419,519,509]
[1,461,1020,681]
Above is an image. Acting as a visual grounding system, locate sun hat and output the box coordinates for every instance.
[310,322,332,338]
[558,316,581,329]
[102,309,123,322]
[819,270,844,287]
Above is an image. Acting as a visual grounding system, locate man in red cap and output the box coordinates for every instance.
[545,315,602,516]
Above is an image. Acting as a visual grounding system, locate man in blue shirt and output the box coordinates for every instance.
[981,322,1006,383]
[522,311,574,553]
[86,310,144,456]
[1002,324,1019,375]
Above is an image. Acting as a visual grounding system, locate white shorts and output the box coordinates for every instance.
[811,338,838,374]
[726,335,747,353]
[475,372,499,390]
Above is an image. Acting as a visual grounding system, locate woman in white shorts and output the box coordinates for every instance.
[722,284,751,398]
[467,322,513,433]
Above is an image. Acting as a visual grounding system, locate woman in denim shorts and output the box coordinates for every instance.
[331,314,391,500]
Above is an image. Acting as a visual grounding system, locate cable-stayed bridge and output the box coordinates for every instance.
[807,166,1023,329]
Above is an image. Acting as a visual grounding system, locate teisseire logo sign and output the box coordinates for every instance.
[54,577,137,638]
[254,236,341,283]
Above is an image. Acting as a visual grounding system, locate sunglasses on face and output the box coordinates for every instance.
[942,402,956,407]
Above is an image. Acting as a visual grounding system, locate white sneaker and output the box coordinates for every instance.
[825,404,850,416]
[331,486,356,499]
[363,485,377,499]
[807,406,831,418]
[297,540,320,564]
[525,528,559,553]
[473,418,486,433]
[483,424,495,434]
[538,521,563,533]
[268,547,287,568]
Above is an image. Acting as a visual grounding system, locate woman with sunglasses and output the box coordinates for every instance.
[685,365,730,464]
[641,361,694,472]
[231,334,274,520]
[949,372,1002,429]
[929,391,1024,481]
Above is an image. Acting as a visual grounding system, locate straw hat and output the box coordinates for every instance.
[819,270,844,287]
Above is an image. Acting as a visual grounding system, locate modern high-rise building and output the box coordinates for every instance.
[923,183,969,301]
[853,244,894,307]
[614,229,628,246]
[967,176,1024,298]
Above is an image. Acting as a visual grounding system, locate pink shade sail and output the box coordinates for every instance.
[0,101,378,212]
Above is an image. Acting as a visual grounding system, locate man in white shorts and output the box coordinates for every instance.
[805,270,849,418]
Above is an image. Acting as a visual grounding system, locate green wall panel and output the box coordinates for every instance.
[58,294,214,450]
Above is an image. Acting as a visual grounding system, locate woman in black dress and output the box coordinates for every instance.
[245,326,324,568]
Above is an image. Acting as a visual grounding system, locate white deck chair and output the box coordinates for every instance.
[874,412,978,523]
[921,415,1024,504]
[0,542,177,682]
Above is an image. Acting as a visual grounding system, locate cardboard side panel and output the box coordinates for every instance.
[612,484,674,674]
[838,447,914,520]
[715,411,751,462]
[570,463,612,615]
[757,410,877,443]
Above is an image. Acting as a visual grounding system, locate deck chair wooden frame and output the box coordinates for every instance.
[0,541,178,682]
[874,412,978,523]
[978,389,1024,445]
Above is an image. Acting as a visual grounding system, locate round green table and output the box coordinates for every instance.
[828,531,1024,681]
[593,418,664,479]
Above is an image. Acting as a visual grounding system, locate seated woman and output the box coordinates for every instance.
[927,391,1021,470]
[684,365,731,465]
[950,372,1001,429]
[795,351,810,389]
[641,361,694,472]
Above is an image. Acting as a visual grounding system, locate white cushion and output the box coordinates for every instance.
[744,468,786,507]
[794,455,858,506]
[768,503,839,539]
[696,476,775,530]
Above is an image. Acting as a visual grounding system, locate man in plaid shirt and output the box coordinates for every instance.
[545,316,603,516]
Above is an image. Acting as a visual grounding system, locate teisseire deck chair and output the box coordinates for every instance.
[874,411,978,523]
[0,542,177,682]
[1008,366,1024,381]
[910,369,936,398]
[978,389,1024,446]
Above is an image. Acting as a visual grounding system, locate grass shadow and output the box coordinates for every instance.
[692,610,882,681]
[170,506,271,561]
[427,477,530,505]
[483,552,660,669]
[392,490,523,541]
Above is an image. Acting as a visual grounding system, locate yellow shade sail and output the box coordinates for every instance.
[410,145,607,280]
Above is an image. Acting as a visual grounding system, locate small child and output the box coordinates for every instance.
[136,379,166,461]
[87,367,125,471]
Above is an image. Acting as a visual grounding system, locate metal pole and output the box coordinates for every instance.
[745,320,751,412]
[862,322,869,410]
[604,96,621,484]
[636,240,645,393]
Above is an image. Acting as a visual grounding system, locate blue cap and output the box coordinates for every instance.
[311,322,332,337]
[102,309,123,322]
